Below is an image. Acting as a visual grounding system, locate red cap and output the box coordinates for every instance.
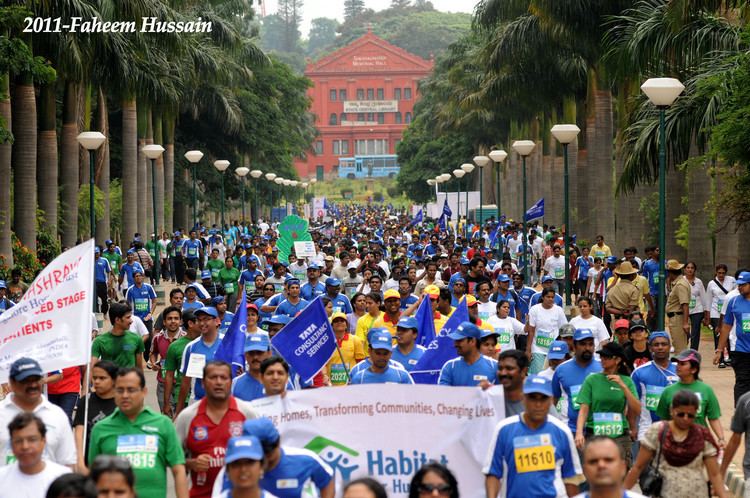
[246,303,259,314]
[614,319,630,330]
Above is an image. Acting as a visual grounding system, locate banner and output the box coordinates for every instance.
[249,384,505,498]
[277,215,313,264]
[343,100,398,113]
[0,240,95,382]
[214,292,248,376]
[525,198,544,221]
[313,197,327,220]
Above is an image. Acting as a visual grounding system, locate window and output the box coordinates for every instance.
[377,113,385,124]
[340,89,347,100]
[367,88,374,100]
[357,113,365,122]
[404,87,412,100]
[329,89,337,101]
[395,112,402,124]
[405,112,412,124]
[356,88,365,100]
[333,140,340,155]
[394,88,401,100]
[341,140,350,155]
[355,139,388,155]
[314,141,323,155]
[316,165,324,181]
[329,113,338,125]
[340,113,347,123]
[377,88,384,100]
[367,113,375,122]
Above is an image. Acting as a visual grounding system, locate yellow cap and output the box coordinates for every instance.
[424,285,440,298]
[330,312,348,323]
[465,295,478,306]
[383,289,401,300]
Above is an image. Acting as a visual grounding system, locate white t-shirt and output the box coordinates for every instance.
[587,268,602,295]
[569,315,610,349]
[544,255,566,280]
[706,276,736,318]
[724,289,740,349]
[486,315,525,352]
[528,304,568,355]
[476,301,496,322]
[506,236,521,259]
[131,314,150,338]
[0,397,77,466]
[0,461,71,497]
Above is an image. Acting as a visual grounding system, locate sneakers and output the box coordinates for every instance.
[718,362,727,369]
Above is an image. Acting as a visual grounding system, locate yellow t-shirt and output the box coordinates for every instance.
[633,275,650,315]
[355,312,383,349]
[325,334,366,386]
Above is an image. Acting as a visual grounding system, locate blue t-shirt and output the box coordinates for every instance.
[483,415,581,498]
[642,259,660,296]
[327,293,353,314]
[494,289,517,319]
[125,284,156,319]
[514,286,535,323]
[276,299,310,318]
[724,295,750,353]
[400,294,419,311]
[180,336,222,400]
[391,345,426,371]
[300,282,326,301]
[219,312,235,333]
[232,372,264,402]
[182,300,203,312]
[349,359,405,378]
[239,269,263,296]
[183,239,203,259]
[424,244,440,256]
[254,296,273,323]
[95,257,111,283]
[551,358,602,433]
[438,356,497,387]
[530,291,564,308]
[576,256,593,281]
[350,366,414,384]
[119,262,144,288]
[631,361,678,428]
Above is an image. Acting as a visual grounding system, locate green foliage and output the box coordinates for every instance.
[0,234,43,282]
[638,193,659,247]
[77,185,105,241]
[307,18,340,57]
[344,0,366,21]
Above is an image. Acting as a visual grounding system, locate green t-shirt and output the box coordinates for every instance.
[91,331,145,368]
[578,373,638,436]
[656,380,720,427]
[164,336,192,402]
[145,240,157,258]
[206,259,225,280]
[88,407,185,498]
[219,267,241,295]
[102,251,122,271]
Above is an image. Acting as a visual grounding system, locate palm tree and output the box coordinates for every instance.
[60,81,80,247]
[95,87,110,242]
[12,64,37,251]
[36,83,58,237]
[0,73,12,266]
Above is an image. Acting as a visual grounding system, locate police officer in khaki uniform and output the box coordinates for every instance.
[604,261,641,324]
[665,259,691,352]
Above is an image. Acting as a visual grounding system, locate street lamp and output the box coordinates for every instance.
[641,77,684,330]
[489,149,508,223]
[214,160,230,230]
[512,140,536,282]
[250,170,263,221]
[235,167,250,224]
[460,163,475,233]
[474,155,490,227]
[142,144,165,285]
[551,124,580,307]
[77,131,106,241]
[265,173,277,221]
[184,150,203,229]
[453,169,466,231]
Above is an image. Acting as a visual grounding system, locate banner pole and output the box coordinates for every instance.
[82,241,95,471]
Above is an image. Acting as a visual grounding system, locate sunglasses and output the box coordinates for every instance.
[673,411,696,419]
[418,484,451,495]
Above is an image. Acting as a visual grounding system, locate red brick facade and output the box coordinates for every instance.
[294,30,433,179]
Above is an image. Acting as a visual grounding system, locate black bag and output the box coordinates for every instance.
[639,423,667,496]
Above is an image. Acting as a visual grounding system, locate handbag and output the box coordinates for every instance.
[639,423,668,496]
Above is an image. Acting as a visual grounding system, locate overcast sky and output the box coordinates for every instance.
[262,0,477,36]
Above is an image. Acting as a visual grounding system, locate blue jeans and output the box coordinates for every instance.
[48,393,79,423]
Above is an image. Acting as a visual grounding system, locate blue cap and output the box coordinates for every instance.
[480,328,498,339]
[94,247,101,254]
[738,271,750,285]
[201,270,211,279]
[573,328,594,341]
[414,244,424,250]
[9,357,44,381]
[127,249,136,255]
[548,341,569,360]
[264,314,291,326]
[286,278,301,286]
[325,277,341,287]
[369,329,393,351]
[396,316,418,330]
[132,268,144,276]
[448,321,482,340]
[211,296,225,306]
[242,417,280,444]
[460,257,471,265]
[105,239,113,246]
[541,275,554,283]
[0,280,6,290]
[606,256,619,264]
[225,436,264,464]
[174,231,181,237]
[195,306,218,318]
[244,333,271,352]
[523,375,553,397]
[496,274,510,283]
[307,262,321,270]
[648,331,671,343]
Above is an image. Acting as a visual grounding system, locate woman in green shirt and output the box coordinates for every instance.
[219,256,241,310]
[576,342,641,462]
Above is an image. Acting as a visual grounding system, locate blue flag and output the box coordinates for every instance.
[488,223,502,249]
[414,294,436,347]
[270,297,336,383]
[214,292,248,377]
[438,214,447,232]
[411,298,470,384]
[409,208,423,227]
[442,197,453,219]
[525,198,544,221]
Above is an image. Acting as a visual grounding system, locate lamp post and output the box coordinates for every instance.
[265,173,277,221]
[453,169,466,230]
[489,149,507,223]
[77,132,107,240]
[460,163,475,236]
[250,170,263,221]
[512,140,536,282]
[142,144,165,285]
[474,155,490,227]
[184,150,203,229]
[235,167,250,224]
[274,177,284,221]
[310,177,317,197]
[213,160,230,230]
[551,125,581,307]
[641,77,684,331]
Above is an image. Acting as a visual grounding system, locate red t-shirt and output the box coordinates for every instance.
[47,366,82,395]
[185,397,248,497]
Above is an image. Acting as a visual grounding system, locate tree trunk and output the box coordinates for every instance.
[122,97,138,246]
[686,155,712,277]
[164,115,175,233]
[144,108,154,237]
[588,88,615,245]
[137,103,148,238]
[37,83,58,238]
[153,111,164,236]
[95,88,110,242]
[12,77,37,251]
[60,81,80,247]
[0,74,13,266]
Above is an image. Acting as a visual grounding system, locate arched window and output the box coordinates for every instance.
[329,113,337,125]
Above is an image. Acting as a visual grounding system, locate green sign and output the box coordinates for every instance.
[277,215,313,263]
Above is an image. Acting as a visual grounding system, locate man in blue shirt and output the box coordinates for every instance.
[512,273,535,325]
[275,279,309,318]
[392,316,426,371]
[301,263,326,301]
[716,270,750,403]
[350,329,414,384]
[438,321,497,387]
[324,278,352,314]
[484,375,583,498]
[94,247,112,314]
[232,333,272,402]
[551,328,602,435]
[631,331,677,441]
[182,230,203,269]
[238,258,263,298]
[177,307,223,414]
[125,269,157,332]
[493,274,519,319]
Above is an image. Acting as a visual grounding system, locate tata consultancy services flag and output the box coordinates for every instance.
[414,294,436,347]
[271,297,336,382]
[411,298,469,384]
[214,292,248,377]
[0,239,95,382]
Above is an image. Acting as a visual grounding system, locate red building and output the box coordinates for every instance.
[294,29,433,180]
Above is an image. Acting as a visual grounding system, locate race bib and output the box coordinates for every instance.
[717,299,724,314]
[645,385,664,411]
[188,246,198,257]
[116,434,159,469]
[332,306,343,314]
[570,385,582,410]
[593,412,624,437]
[478,311,491,321]
[513,434,556,473]
[330,363,348,385]
[274,283,284,293]
[224,282,235,294]
[653,274,659,284]
[185,353,206,378]
[134,298,149,313]
[742,313,750,334]
[535,329,554,350]
[245,282,256,295]
[689,297,696,309]
[211,268,221,279]
[497,329,512,346]
[554,268,564,279]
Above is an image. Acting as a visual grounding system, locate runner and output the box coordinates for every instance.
[526,288,568,374]
[349,329,414,384]
[232,334,272,402]
[91,303,145,370]
[438,321,497,387]
[177,307,224,415]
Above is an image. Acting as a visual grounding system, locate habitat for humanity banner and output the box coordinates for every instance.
[250,384,505,498]
[0,239,94,382]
